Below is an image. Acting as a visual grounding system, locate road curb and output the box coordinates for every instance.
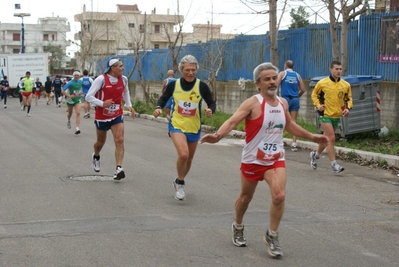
[132,112,399,169]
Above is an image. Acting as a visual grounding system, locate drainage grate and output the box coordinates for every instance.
[68,175,114,181]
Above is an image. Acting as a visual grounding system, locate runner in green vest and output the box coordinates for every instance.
[62,71,83,135]
[21,71,35,116]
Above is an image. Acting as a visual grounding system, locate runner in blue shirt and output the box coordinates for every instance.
[80,69,94,118]
[277,60,305,151]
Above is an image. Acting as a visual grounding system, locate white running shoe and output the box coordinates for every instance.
[264,230,283,258]
[172,180,185,200]
[332,162,344,173]
[114,167,125,180]
[92,153,100,172]
[232,222,247,247]
[310,151,318,170]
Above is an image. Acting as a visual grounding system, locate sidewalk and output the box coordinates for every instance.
[132,112,399,169]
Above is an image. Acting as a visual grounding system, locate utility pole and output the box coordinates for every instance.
[14,13,31,54]
[106,18,109,55]
[143,12,147,50]
[269,0,278,66]
[90,0,94,73]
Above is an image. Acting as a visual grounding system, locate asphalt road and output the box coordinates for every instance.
[0,97,398,267]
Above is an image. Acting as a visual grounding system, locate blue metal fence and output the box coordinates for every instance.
[96,12,399,82]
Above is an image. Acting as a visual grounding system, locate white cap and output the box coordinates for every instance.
[105,58,119,73]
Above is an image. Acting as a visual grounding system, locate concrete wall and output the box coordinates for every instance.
[129,80,399,130]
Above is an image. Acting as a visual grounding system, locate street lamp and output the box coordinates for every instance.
[14,12,31,54]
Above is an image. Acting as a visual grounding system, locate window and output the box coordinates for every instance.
[154,25,160,33]
[13,48,20,54]
[128,42,133,48]
[128,23,135,28]
[43,34,49,41]
[43,46,47,52]
[139,24,144,33]
[52,34,55,41]
[154,44,160,49]
[13,33,20,41]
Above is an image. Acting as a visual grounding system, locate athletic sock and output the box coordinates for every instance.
[175,178,185,185]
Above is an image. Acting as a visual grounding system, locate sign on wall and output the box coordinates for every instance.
[379,16,399,63]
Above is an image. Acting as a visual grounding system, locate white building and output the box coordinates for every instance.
[0,16,70,55]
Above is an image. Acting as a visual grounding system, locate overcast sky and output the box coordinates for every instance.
[2,0,342,55]
[1,0,332,34]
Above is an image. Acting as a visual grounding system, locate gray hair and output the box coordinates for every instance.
[253,62,279,82]
[178,55,199,71]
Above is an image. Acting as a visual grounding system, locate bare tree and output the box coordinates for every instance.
[197,39,229,102]
[201,1,235,101]
[323,0,369,74]
[75,8,120,74]
[163,0,185,72]
[326,0,340,62]
[239,0,288,66]
[117,14,149,102]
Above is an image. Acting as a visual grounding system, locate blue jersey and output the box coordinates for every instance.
[280,70,300,97]
[165,78,176,109]
[166,77,176,85]
[80,76,93,94]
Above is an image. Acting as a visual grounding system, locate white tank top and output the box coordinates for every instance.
[241,94,286,166]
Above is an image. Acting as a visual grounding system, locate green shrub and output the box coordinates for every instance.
[129,100,399,156]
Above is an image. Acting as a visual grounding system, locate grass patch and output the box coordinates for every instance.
[130,101,399,156]
[201,110,245,132]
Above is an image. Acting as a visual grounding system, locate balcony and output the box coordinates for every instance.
[149,33,180,43]
[74,30,117,41]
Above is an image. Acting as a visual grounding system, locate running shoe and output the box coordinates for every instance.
[310,151,318,170]
[67,120,71,129]
[291,145,298,152]
[332,162,344,173]
[92,153,100,172]
[232,222,247,247]
[172,179,185,200]
[27,113,31,117]
[114,167,125,180]
[264,230,283,258]
[75,129,81,135]
[83,113,89,119]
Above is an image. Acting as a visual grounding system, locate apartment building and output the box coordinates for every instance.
[74,4,183,57]
[375,0,399,12]
[73,4,236,72]
[0,16,70,56]
[183,24,237,45]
